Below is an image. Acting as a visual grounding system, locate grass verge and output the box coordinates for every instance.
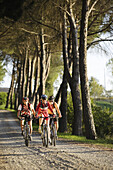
[58,133,113,149]
[0,105,16,113]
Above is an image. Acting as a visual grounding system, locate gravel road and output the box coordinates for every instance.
[0,110,113,170]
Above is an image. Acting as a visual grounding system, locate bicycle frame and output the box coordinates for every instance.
[50,115,58,146]
[21,114,31,147]
[38,116,49,147]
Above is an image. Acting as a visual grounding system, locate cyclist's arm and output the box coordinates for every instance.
[17,110,21,118]
[17,105,22,118]
[36,102,40,112]
[48,109,53,115]
[55,102,62,118]
[48,102,54,114]
[30,104,35,116]
[35,102,42,117]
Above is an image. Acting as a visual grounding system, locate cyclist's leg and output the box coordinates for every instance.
[55,121,58,131]
[46,118,51,143]
[38,114,43,133]
[21,119,24,135]
[54,119,58,138]
[28,120,32,135]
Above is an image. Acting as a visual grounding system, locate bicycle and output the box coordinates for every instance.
[38,116,49,148]
[50,115,58,146]
[21,114,32,147]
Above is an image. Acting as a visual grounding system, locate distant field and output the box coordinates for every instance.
[95,100,113,111]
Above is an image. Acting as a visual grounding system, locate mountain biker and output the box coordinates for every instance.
[48,95,62,135]
[17,97,35,140]
[35,94,54,135]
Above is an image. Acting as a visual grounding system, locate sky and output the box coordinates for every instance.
[87,48,112,91]
[0,46,113,91]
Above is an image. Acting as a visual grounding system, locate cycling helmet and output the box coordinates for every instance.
[22,97,28,101]
[41,94,47,100]
[48,95,54,101]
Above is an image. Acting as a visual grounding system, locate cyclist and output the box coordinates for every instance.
[35,94,54,134]
[17,97,35,140]
[48,95,62,135]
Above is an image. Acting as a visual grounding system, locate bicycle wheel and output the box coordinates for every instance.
[50,128,53,145]
[53,126,56,146]
[25,126,29,147]
[42,133,45,146]
[25,139,29,146]
[45,127,48,147]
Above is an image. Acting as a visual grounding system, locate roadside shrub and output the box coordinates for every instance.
[67,95,113,137]
[92,102,113,138]
[0,92,7,105]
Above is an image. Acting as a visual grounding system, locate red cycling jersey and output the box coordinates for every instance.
[36,101,53,118]
[20,103,31,116]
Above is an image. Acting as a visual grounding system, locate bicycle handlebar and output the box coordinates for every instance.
[36,115,59,119]
[19,114,33,120]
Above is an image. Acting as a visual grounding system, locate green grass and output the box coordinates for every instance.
[58,133,113,149]
[33,121,38,131]
[95,100,113,111]
[0,104,16,112]
[0,104,6,110]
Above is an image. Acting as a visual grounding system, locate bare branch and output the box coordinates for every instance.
[19,28,39,35]
[52,2,71,17]
[89,0,99,15]
[88,22,113,36]
[19,28,53,38]
[88,6,113,30]
[87,38,113,49]
[27,11,62,35]
[0,24,13,38]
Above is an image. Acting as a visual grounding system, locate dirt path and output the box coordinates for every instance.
[0,110,113,170]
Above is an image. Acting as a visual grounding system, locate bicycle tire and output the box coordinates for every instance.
[50,128,53,145]
[45,127,48,147]
[53,126,56,146]
[42,126,46,146]
[25,125,29,147]
[25,139,29,146]
[42,135,45,146]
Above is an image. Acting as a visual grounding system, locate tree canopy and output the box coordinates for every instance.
[0,0,113,139]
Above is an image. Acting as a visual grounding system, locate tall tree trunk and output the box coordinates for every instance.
[14,58,19,109]
[59,72,68,132]
[5,59,16,108]
[22,48,28,98]
[10,86,14,109]
[19,60,23,104]
[58,9,68,132]
[29,53,36,101]
[55,82,62,105]
[45,47,51,82]
[16,57,23,105]
[63,4,82,135]
[25,57,31,97]
[32,38,40,107]
[79,0,97,139]
[68,10,82,135]
[39,28,46,98]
